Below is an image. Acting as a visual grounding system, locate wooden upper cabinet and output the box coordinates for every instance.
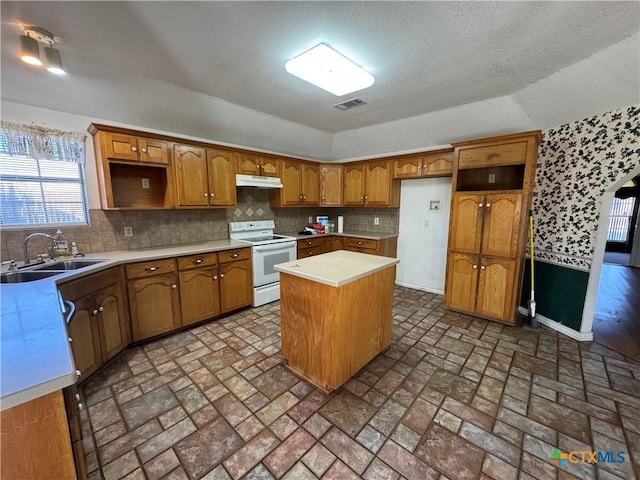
[393,149,453,179]
[271,159,318,207]
[207,148,237,207]
[482,193,523,257]
[343,164,366,206]
[320,164,343,206]
[237,153,280,177]
[364,160,395,206]
[174,144,208,206]
[103,132,169,165]
[449,193,484,254]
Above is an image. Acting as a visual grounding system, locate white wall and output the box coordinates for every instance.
[396,178,452,294]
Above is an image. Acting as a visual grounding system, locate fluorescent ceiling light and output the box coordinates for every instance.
[285,43,374,96]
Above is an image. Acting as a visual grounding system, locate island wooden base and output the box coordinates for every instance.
[279,266,396,392]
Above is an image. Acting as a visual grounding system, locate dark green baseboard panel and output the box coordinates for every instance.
[520,260,589,332]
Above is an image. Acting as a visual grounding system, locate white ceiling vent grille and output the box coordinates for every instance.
[334,98,366,111]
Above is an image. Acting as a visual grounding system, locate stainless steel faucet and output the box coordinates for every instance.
[23,233,56,265]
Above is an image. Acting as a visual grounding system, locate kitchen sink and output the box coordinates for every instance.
[0,270,64,283]
[32,259,108,271]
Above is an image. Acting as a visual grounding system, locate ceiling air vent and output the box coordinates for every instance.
[334,98,366,111]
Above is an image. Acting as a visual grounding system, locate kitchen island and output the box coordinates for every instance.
[274,250,398,392]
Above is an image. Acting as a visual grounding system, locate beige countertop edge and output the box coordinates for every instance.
[274,250,399,287]
[280,231,399,241]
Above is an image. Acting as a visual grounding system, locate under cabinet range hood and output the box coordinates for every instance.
[235,174,283,188]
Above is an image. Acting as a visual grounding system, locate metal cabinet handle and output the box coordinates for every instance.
[146,267,158,272]
[360,196,364,200]
[131,146,137,152]
[486,202,491,208]
[77,402,84,411]
[231,253,239,258]
[213,275,218,280]
[307,241,312,245]
[322,196,326,201]
[308,252,314,256]
[99,306,104,312]
[75,369,81,377]
[478,203,484,208]
[63,300,76,324]
[203,193,209,197]
[92,309,99,315]
[210,192,214,197]
[358,241,363,245]
[194,258,204,264]
[220,273,225,278]
[172,284,177,289]
[473,265,478,269]
[75,393,80,401]
[365,195,368,199]
[68,337,73,342]
[141,148,147,153]
[481,265,486,270]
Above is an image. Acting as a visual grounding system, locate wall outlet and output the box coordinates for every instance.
[308,216,313,223]
[374,217,380,225]
[488,173,496,184]
[141,178,150,189]
[124,226,133,237]
[424,220,429,227]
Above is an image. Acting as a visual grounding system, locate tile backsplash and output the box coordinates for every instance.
[1,188,399,261]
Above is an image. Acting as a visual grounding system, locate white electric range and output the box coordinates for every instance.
[229,220,297,306]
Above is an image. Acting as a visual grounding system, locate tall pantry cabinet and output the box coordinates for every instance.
[444,131,541,325]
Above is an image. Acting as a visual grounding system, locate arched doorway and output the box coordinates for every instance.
[582,166,640,361]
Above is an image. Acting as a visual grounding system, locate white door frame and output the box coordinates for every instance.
[581,165,640,334]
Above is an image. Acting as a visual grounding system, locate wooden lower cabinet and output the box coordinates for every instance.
[343,236,398,257]
[0,390,79,480]
[59,267,128,381]
[326,236,344,252]
[179,266,221,326]
[128,272,182,342]
[219,259,252,313]
[445,253,517,323]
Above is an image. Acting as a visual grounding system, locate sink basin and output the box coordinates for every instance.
[33,259,108,271]
[0,270,63,283]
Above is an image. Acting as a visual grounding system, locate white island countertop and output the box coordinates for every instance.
[274,250,399,287]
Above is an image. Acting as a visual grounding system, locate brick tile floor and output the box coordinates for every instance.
[80,287,640,480]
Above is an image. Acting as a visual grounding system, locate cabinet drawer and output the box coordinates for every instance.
[297,237,323,249]
[59,267,120,300]
[125,258,176,279]
[344,237,378,251]
[298,247,322,258]
[218,248,250,264]
[177,252,218,271]
[458,141,528,169]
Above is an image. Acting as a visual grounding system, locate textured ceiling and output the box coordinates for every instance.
[1,1,639,134]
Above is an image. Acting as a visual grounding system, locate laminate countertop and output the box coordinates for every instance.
[274,250,399,287]
[0,239,249,411]
[280,231,398,241]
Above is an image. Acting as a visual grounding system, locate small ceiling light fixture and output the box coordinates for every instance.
[285,43,374,96]
[19,26,66,75]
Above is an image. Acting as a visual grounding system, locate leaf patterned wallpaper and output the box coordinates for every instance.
[533,104,640,271]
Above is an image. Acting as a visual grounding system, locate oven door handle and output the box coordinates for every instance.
[253,241,297,252]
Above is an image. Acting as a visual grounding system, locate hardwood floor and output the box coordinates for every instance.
[593,264,640,362]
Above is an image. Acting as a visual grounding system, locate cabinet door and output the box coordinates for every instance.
[482,193,523,257]
[422,151,453,177]
[476,257,516,322]
[444,253,479,314]
[302,163,319,205]
[207,149,237,206]
[319,164,343,206]
[128,273,181,341]
[237,153,261,175]
[174,144,209,206]
[394,156,422,178]
[95,283,128,363]
[67,296,102,379]
[103,133,139,161]
[260,157,280,177]
[364,160,392,206]
[219,259,252,313]
[281,160,303,206]
[343,164,366,206]
[179,266,221,326]
[449,193,484,254]
[327,236,344,252]
[139,138,169,165]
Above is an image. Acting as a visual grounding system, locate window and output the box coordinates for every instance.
[607,197,636,242]
[0,122,89,228]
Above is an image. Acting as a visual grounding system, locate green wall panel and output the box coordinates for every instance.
[520,260,589,331]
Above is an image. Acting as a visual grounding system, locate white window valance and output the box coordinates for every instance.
[0,121,86,164]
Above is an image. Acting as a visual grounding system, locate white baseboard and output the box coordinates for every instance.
[518,307,593,341]
[395,281,444,295]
